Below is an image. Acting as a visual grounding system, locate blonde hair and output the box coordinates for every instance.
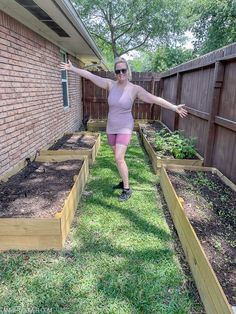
[114,57,132,81]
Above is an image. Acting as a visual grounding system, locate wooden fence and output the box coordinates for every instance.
[160,42,236,184]
[82,71,161,121]
[82,43,236,184]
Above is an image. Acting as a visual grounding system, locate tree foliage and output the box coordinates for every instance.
[190,0,236,54]
[128,46,194,72]
[73,0,189,59]
[151,45,194,72]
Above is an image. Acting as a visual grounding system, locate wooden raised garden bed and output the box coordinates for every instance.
[39,132,100,165]
[87,119,107,131]
[138,121,203,173]
[0,155,89,251]
[87,119,155,132]
[160,165,235,314]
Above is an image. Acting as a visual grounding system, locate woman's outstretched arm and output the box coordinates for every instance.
[136,85,188,118]
[60,60,112,90]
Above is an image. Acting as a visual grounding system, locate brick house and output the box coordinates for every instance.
[0,0,106,178]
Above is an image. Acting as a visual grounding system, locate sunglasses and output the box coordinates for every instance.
[115,68,127,75]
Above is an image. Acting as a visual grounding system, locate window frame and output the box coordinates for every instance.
[61,51,70,109]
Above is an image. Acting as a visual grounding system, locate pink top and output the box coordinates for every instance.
[106,83,134,134]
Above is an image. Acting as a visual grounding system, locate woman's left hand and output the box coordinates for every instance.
[176,104,188,118]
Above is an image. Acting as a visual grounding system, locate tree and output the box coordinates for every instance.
[152,45,194,72]
[128,50,153,72]
[190,0,236,54]
[73,0,190,59]
[128,46,194,72]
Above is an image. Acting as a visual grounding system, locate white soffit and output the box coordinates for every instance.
[0,0,105,66]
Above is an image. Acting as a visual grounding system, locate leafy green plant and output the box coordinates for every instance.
[155,129,197,159]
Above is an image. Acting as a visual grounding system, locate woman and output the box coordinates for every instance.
[60,57,187,201]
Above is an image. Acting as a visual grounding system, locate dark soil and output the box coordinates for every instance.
[49,133,98,150]
[141,122,198,160]
[0,160,83,218]
[167,168,236,305]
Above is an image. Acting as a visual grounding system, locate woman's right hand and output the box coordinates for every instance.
[60,60,75,72]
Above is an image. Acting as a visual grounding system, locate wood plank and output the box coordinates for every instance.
[161,54,236,79]
[60,157,89,244]
[215,116,236,132]
[161,60,216,77]
[141,133,158,171]
[40,150,90,156]
[160,167,233,314]
[150,76,155,120]
[214,168,236,191]
[211,126,235,179]
[94,133,101,157]
[157,158,203,169]
[0,235,62,250]
[0,219,61,236]
[174,72,183,130]
[35,155,86,163]
[185,107,209,120]
[39,149,93,165]
[204,61,225,166]
[163,164,214,172]
[64,131,100,136]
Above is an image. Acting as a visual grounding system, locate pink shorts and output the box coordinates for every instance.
[107,134,132,146]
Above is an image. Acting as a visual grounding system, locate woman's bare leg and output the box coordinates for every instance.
[114,144,129,189]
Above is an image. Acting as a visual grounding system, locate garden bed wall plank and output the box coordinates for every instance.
[60,157,89,245]
[39,132,101,165]
[0,219,60,236]
[87,119,155,132]
[0,235,62,251]
[160,166,233,314]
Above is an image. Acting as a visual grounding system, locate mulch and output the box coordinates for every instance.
[0,160,83,218]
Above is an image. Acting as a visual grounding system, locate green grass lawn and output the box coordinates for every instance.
[0,133,203,314]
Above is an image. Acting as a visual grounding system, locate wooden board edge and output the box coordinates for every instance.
[160,166,233,314]
[60,156,89,245]
[0,218,61,236]
[35,155,88,163]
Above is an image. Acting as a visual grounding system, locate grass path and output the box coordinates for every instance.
[0,133,202,314]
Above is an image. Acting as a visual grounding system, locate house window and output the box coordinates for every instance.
[61,52,70,108]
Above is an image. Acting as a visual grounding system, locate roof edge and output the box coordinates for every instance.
[55,0,104,61]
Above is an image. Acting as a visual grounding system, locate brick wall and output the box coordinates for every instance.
[0,11,83,177]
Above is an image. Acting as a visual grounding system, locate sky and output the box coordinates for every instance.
[183,31,194,49]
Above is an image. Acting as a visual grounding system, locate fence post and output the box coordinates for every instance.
[204,61,225,166]
[174,72,183,130]
[158,78,164,121]
[150,75,155,120]
[82,78,89,125]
